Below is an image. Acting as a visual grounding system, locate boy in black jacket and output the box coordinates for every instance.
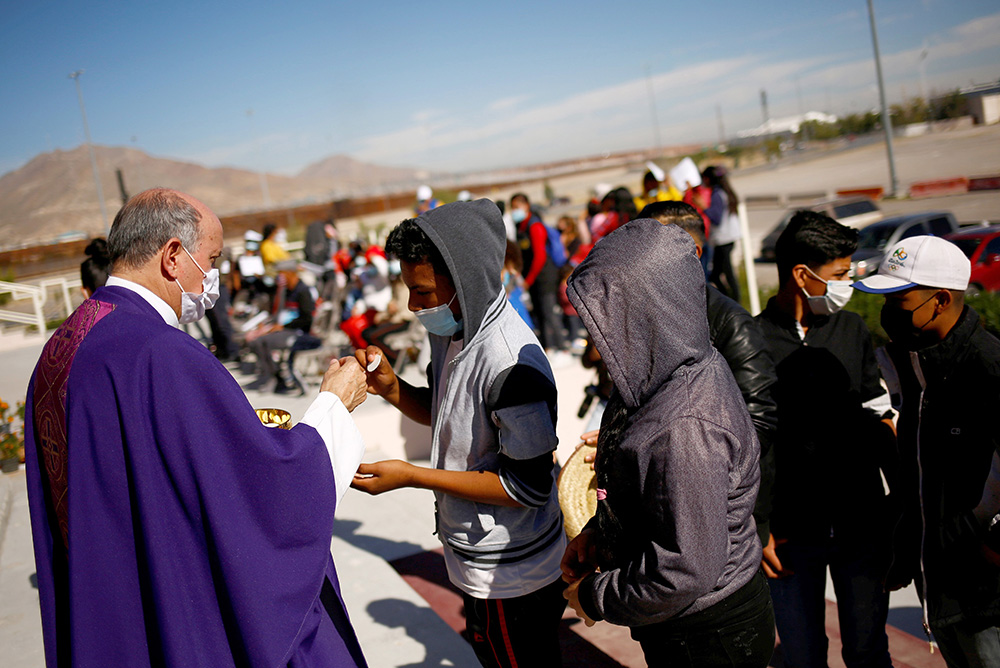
[755,211,896,668]
[854,235,1000,666]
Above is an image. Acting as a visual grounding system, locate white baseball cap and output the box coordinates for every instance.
[416,185,433,202]
[852,235,970,293]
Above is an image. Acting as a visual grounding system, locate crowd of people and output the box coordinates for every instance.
[23,172,1000,668]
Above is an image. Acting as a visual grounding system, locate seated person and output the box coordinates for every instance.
[259,223,291,273]
[246,260,321,394]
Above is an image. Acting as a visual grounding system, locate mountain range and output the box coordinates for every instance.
[0,146,426,247]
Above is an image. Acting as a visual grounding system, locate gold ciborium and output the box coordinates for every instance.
[255,408,292,430]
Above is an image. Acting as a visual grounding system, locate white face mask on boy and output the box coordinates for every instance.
[801,266,853,316]
[176,247,220,324]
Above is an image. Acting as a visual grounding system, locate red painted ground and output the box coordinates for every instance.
[390,549,947,668]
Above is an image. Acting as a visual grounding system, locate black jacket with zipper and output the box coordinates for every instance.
[881,305,1000,628]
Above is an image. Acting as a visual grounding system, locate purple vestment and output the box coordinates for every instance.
[25,286,367,667]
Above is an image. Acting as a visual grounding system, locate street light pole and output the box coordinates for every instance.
[866,0,900,198]
[68,70,110,235]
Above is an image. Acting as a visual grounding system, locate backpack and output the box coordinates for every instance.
[544,225,568,268]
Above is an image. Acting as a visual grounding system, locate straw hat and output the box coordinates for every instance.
[558,444,598,539]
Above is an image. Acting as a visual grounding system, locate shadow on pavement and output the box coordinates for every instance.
[366,598,472,668]
[333,518,425,563]
[390,548,631,667]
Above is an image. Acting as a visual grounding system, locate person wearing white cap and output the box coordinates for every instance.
[854,235,1000,665]
[414,184,440,215]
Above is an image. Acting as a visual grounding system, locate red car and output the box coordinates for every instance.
[946,224,1000,296]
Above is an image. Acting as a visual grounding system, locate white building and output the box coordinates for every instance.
[736,111,839,139]
[962,82,1000,126]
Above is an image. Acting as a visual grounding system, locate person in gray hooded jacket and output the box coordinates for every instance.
[561,219,774,667]
[352,199,568,668]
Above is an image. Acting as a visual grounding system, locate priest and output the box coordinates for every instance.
[25,188,370,667]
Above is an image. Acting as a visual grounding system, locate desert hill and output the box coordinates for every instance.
[297,154,423,189]
[0,146,424,248]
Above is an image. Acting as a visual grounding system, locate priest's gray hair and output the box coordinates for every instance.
[107,188,202,270]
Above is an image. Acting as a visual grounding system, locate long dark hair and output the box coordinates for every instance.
[594,391,634,567]
[81,238,111,296]
[611,187,637,223]
[702,166,739,215]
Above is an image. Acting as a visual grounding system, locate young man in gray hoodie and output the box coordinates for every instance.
[352,199,568,667]
[561,219,773,666]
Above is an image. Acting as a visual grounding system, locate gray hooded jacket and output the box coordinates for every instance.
[415,200,565,594]
[567,219,762,626]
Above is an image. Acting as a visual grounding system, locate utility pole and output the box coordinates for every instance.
[68,70,110,235]
[867,0,900,197]
[918,41,930,123]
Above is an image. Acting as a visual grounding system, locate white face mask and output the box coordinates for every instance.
[176,247,220,324]
[801,266,853,316]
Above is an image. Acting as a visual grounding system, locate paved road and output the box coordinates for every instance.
[731,124,1000,196]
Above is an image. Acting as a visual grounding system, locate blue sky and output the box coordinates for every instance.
[1,1,998,177]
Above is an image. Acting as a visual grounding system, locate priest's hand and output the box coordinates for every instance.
[355,345,397,398]
[321,357,368,412]
[351,460,415,495]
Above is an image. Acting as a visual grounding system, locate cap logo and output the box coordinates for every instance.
[887,247,908,271]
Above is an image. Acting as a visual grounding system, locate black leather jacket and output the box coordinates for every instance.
[706,286,779,542]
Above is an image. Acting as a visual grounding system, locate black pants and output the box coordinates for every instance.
[360,320,409,365]
[710,243,740,302]
[529,280,565,351]
[251,330,291,381]
[631,570,775,668]
[463,577,567,668]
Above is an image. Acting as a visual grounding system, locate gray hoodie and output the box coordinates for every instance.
[415,200,566,597]
[567,219,762,626]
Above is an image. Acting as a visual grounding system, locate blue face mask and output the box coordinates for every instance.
[415,292,462,337]
[511,208,527,224]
